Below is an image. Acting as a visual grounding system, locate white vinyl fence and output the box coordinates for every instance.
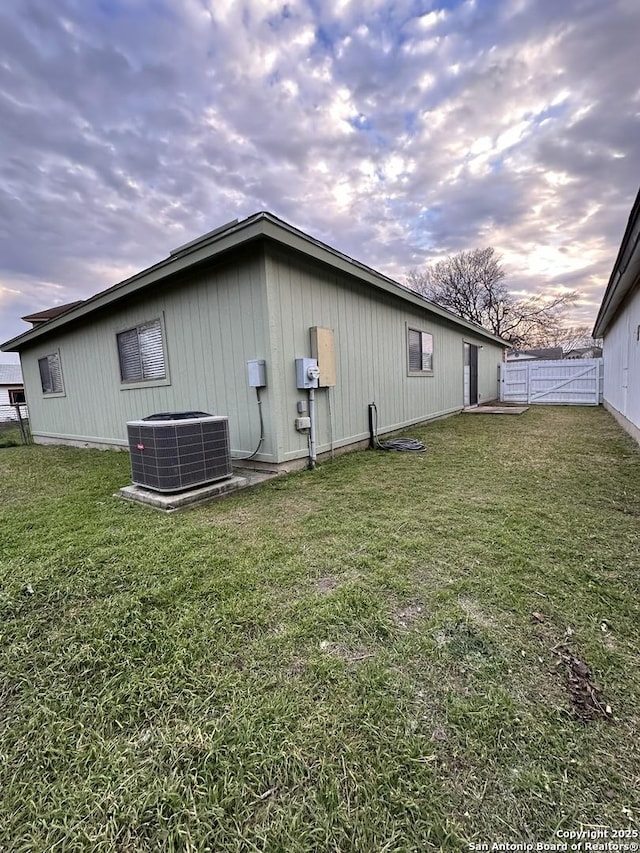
[500,359,604,406]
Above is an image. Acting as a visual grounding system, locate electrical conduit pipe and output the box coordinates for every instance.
[308,387,317,469]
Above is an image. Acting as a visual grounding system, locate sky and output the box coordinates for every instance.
[1,0,639,359]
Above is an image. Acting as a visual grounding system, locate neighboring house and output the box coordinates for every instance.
[593,189,640,445]
[1,213,506,469]
[0,363,25,421]
[564,345,603,360]
[22,301,85,328]
[506,347,564,362]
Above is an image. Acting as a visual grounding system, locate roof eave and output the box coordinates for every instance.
[593,256,640,338]
[1,215,267,351]
[2,211,508,351]
[593,188,640,338]
[259,216,507,345]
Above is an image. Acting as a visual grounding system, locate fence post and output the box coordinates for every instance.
[14,405,28,445]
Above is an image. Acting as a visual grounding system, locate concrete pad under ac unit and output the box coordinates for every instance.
[116,475,249,513]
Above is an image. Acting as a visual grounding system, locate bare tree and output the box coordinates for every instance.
[407,248,577,349]
[532,324,602,353]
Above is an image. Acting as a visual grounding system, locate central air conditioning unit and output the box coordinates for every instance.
[126,411,232,493]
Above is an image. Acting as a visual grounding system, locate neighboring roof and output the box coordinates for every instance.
[0,363,23,385]
[507,347,564,360]
[564,346,603,359]
[593,188,640,337]
[21,301,85,325]
[1,212,508,351]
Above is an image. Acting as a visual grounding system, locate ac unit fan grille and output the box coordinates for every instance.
[127,414,232,492]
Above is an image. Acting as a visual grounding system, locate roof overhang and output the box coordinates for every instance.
[2,212,508,351]
[21,300,85,325]
[593,188,640,338]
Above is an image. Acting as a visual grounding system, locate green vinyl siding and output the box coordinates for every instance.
[21,250,275,460]
[18,238,503,464]
[264,246,503,462]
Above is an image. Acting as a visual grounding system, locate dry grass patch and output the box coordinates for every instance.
[392,602,426,629]
[314,575,340,594]
[457,595,495,628]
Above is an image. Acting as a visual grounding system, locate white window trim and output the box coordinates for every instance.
[38,350,66,398]
[115,313,171,390]
[406,323,434,376]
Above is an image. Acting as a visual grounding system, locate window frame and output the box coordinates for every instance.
[8,388,26,405]
[406,324,434,376]
[38,351,65,397]
[115,314,171,390]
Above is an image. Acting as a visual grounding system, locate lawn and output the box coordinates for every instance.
[0,406,639,851]
[0,419,30,449]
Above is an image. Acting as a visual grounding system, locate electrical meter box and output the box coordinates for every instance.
[247,359,266,388]
[295,357,319,389]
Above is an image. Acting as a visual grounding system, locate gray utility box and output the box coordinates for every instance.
[247,359,267,388]
[295,357,319,389]
[127,412,232,493]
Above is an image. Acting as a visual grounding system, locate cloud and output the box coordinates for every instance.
[0,0,638,350]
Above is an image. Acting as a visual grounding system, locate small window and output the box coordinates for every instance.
[38,353,64,394]
[117,319,166,382]
[8,389,26,405]
[408,327,434,373]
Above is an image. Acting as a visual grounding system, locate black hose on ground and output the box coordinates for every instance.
[368,402,427,453]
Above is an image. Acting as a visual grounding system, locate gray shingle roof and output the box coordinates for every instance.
[0,363,23,385]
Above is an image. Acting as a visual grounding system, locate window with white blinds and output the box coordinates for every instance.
[117,319,166,382]
[408,328,434,373]
[38,352,64,394]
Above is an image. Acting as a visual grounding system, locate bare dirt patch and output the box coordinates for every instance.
[393,603,425,629]
[315,575,339,594]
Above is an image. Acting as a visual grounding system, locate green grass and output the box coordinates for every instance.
[0,420,30,448]
[0,407,639,851]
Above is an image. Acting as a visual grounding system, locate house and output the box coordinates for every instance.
[1,213,506,469]
[506,347,564,362]
[564,345,603,360]
[593,189,640,445]
[0,363,25,421]
[21,301,85,328]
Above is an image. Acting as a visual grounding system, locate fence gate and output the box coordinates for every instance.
[500,359,604,405]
